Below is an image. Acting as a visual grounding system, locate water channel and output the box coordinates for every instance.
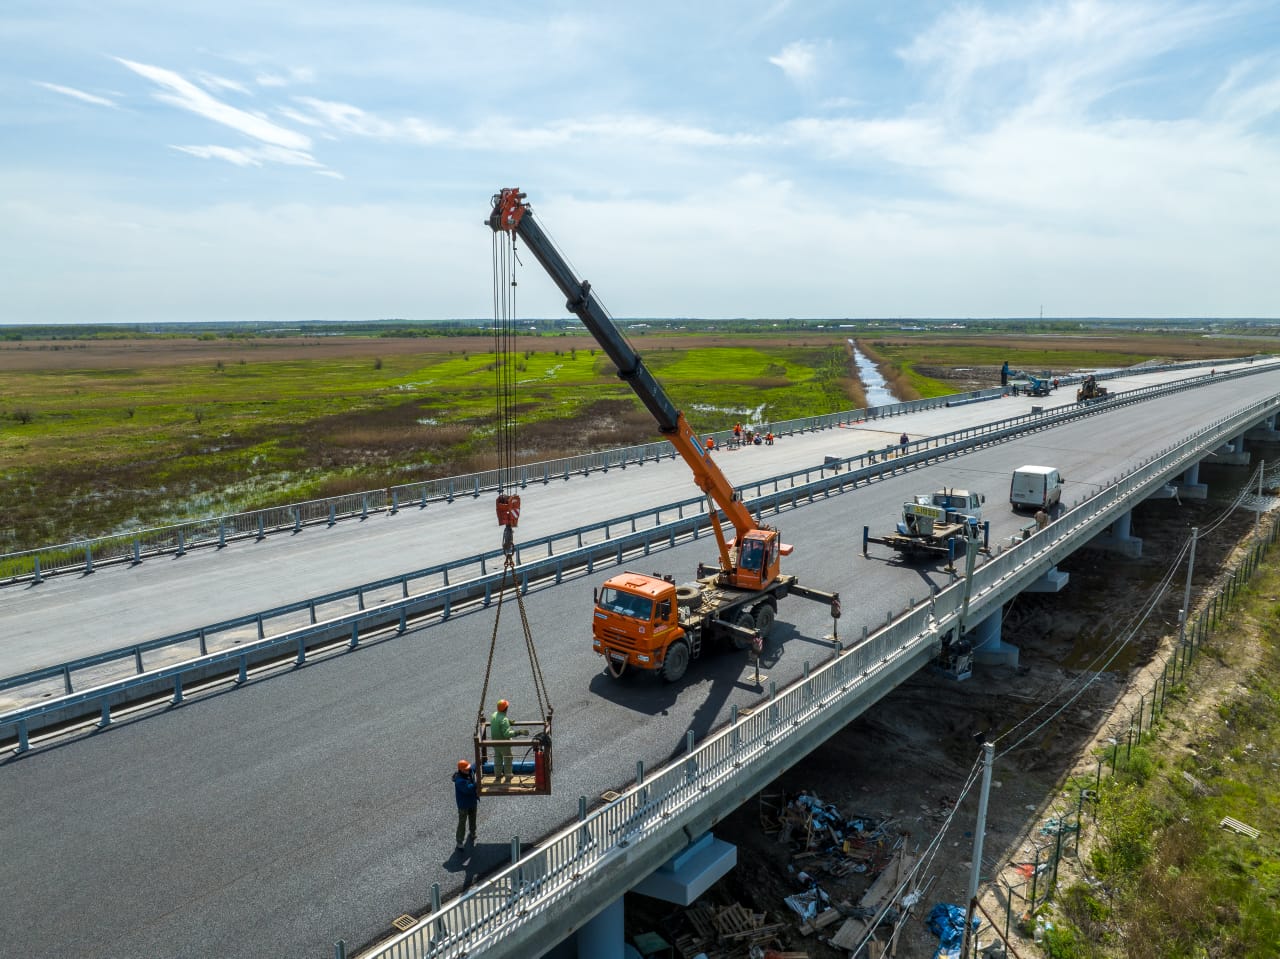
[850,339,898,407]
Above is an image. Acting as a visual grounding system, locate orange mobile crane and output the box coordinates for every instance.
[488,189,839,682]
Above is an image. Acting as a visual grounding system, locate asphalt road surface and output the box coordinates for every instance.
[1,365,1277,959]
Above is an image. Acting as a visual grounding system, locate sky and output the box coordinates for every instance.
[2,0,1279,324]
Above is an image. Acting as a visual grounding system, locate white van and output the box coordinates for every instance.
[1010,465,1064,512]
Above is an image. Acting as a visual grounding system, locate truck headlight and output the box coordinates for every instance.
[636,654,650,663]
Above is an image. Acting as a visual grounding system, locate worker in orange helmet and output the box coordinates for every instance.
[453,759,478,849]
[490,699,515,781]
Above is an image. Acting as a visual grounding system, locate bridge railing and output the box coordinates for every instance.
[356,386,1280,959]
[0,363,1269,728]
[3,357,1257,584]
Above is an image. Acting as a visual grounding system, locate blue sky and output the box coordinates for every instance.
[3,1,1278,324]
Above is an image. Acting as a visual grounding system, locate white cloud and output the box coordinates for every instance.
[256,66,315,88]
[35,81,116,108]
[899,1,1226,119]
[172,144,325,169]
[293,96,451,142]
[195,72,252,96]
[116,57,312,151]
[769,40,818,83]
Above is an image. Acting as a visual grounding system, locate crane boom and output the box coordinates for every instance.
[487,188,787,590]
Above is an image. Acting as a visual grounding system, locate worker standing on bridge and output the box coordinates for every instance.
[1035,507,1049,531]
[899,432,909,455]
[491,699,515,781]
[453,759,478,849]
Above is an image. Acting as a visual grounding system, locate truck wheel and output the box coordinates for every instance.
[752,603,776,640]
[661,641,690,682]
[732,609,755,649]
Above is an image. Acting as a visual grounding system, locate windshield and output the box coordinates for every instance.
[739,539,765,572]
[598,588,655,621]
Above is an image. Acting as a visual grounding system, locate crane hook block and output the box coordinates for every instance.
[491,188,527,233]
[496,493,522,528]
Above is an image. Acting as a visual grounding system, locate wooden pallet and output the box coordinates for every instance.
[1221,816,1261,839]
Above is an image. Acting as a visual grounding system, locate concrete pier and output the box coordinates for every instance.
[1174,461,1208,500]
[1090,510,1143,557]
[969,608,1019,667]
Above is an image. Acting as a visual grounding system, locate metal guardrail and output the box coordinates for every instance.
[2,356,1254,584]
[0,363,1269,731]
[355,386,1280,959]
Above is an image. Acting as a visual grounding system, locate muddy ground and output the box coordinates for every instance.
[622,445,1277,958]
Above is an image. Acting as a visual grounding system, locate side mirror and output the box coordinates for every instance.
[592,588,598,604]
[979,494,986,504]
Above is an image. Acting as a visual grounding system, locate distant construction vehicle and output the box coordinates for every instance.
[1076,374,1109,402]
[1024,374,1053,397]
[487,188,840,682]
[863,489,989,564]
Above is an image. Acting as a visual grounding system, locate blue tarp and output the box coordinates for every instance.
[926,903,979,959]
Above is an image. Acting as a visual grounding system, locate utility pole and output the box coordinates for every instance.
[1179,527,1198,648]
[962,740,996,957]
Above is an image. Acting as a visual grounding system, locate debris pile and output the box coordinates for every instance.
[761,790,924,955]
[667,901,796,958]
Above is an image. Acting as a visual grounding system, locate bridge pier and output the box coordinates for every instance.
[1246,413,1280,442]
[1090,509,1143,558]
[1173,461,1208,500]
[1022,565,1070,593]
[567,898,632,959]
[633,831,737,904]
[969,608,1018,668]
[1214,434,1251,465]
[538,832,736,959]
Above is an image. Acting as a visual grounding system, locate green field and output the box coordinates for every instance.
[0,334,859,549]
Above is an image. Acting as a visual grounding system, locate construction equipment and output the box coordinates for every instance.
[1025,374,1053,397]
[863,489,989,564]
[487,188,839,682]
[1075,374,1109,402]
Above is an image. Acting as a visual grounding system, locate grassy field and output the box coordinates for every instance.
[1044,548,1280,958]
[857,332,1267,399]
[2,326,1269,551]
[0,331,860,549]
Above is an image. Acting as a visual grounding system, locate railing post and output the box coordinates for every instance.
[219,520,226,546]
[84,545,93,573]
[32,555,42,583]
[133,538,142,564]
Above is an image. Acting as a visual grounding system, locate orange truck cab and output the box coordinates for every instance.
[592,572,686,679]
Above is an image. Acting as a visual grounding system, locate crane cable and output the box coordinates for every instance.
[476,553,552,730]
[480,222,553,731]
[492,228,519,505]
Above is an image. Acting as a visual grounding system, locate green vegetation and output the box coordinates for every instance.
[0,337,858,549]
[1048,557,1280,958]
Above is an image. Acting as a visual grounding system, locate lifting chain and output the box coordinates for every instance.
[476,552,552,727]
